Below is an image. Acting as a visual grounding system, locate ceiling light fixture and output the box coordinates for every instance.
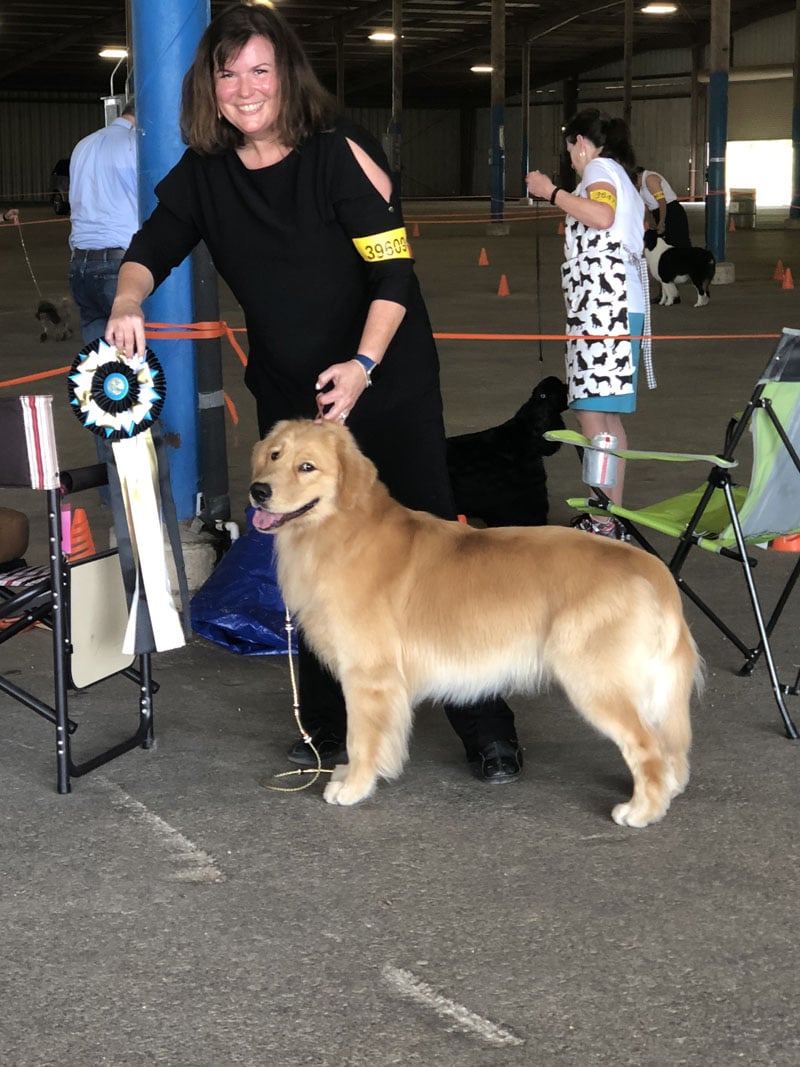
[471,65,493,73]
[99,48,128,59]
[368,31,396,41]
[641,3,677,13]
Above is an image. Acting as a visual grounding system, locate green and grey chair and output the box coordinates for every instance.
[546,327,800,740]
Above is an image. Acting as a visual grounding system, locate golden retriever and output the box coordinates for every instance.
[250,419,701,827]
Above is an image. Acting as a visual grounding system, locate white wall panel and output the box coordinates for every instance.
[0,93,100,202]
[728,80,793,141]
[474,98,692,199]
[734,12,795,66]
[344,107,463,196]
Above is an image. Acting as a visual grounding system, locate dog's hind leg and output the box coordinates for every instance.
[323,665,412,806]
[558,675,674,828]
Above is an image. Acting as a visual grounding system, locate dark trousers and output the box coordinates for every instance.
[68,248,127,499]
[257,399,518,758]
[650,201,691,248]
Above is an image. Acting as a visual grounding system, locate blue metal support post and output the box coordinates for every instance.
[489,0,506,224]
[705,0,730,264]
[706,72,728,263]
[790,0,800,221]
[130,0,210,519]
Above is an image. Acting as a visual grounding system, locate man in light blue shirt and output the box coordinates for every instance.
[69,100,138,343]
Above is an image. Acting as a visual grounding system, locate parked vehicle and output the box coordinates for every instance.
[50,158,70,215]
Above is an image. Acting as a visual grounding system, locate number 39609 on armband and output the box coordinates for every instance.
[352,227,411,262]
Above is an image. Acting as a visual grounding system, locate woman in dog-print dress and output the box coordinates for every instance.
[527,109,654,528]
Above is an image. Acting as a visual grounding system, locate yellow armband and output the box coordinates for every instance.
[654,190,666,201]
[588,188,617,210]
[352,227,411,262]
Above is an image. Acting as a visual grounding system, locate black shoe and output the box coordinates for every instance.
[286,729,348,768]
[469,740,523,784]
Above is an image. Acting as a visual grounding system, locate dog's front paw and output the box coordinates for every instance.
[323,766,377,806]
[611,799,668,828]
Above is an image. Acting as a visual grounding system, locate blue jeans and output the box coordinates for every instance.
[68,250,125,345]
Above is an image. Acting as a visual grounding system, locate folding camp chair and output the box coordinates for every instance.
[546,327,800,740]
[0,394,156,793]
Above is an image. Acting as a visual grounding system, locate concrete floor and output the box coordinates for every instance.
[1,202,800,1066]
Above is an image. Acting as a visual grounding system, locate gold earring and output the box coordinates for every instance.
[216,107,221,121]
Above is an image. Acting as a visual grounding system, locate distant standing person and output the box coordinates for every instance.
[68,100,138,343]
[635,166,691,247]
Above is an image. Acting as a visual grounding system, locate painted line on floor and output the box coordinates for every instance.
[382,964,524,1048]
[98,777,226,883]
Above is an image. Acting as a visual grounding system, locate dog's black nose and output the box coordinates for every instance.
[250,482,272,505]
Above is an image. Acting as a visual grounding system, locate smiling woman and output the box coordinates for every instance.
[103,0,523,786]
[214,37,288,168]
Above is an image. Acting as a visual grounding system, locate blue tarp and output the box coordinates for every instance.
[190,510,289,655]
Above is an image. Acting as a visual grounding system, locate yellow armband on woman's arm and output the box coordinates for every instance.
[588,188,617,210]
[351,227,411,262]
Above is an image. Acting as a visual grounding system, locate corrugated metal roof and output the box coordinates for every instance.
[0,1,793,107]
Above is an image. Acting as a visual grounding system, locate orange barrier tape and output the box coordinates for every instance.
[0,324,784,394]
[434,332,782,342]
[1,365,71,388]
[145,320,249,367]
[224,392,239,426]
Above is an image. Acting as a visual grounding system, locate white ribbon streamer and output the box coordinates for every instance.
[113,433,185,654]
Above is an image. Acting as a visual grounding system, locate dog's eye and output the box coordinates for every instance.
[298,462,315,473]
[270,450,280,461]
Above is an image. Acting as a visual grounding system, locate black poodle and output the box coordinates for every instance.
[446,375,568,527]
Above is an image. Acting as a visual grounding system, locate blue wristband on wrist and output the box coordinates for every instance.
[352,353,378,386]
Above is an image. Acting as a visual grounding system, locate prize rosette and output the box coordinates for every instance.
[65,337,185,654]
[68,337,166,440]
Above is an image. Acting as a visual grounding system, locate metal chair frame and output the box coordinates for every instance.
[0,396,157,793]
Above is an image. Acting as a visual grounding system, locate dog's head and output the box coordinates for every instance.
[35,300,60,324]
[512,375,569,454]
[643,229,659,253]
[249,418,378,534]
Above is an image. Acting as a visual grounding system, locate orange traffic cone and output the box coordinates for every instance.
[411,221,420,238]
[557,220,565,236]
[782,267,795,290]
[771,533,800,552]
[457,514,468,524]
[478,247,489,266]
[497,274,510,297]
[774,259,785,281]
[66,507,96,561]
[728,215,736,232]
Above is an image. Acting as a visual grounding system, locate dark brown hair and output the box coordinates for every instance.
[180,1,338,155]
[564,108,637,182]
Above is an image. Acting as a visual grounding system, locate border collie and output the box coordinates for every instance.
[643,230,716,308]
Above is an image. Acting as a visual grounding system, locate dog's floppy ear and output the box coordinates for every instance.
[335,426,378,510]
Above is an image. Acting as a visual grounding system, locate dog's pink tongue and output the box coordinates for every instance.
[251,508,282,532]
